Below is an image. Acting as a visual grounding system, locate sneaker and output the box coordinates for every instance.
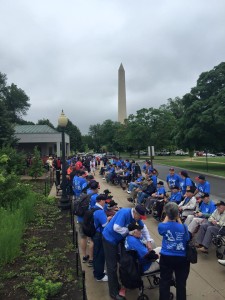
[102,178,106,180]
[88,260,93,267]
[82,255,89,263]
[218,259,225,266]
[96,274,108,282]
[127,190,131,194]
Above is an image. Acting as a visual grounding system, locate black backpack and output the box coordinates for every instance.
[82,207,101,237]
[119,243,143,289]
[73,194,91,217]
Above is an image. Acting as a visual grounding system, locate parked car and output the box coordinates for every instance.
[175,149,188,155]
[216,153,225,156]
[203,153,216,157]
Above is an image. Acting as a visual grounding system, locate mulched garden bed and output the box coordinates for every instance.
[0,180,83,300]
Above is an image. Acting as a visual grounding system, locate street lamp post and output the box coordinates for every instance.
[58,110,71,210]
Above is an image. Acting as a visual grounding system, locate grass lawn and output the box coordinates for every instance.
[153,156,225,177]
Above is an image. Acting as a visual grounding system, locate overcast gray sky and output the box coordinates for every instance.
[1,0,225,134]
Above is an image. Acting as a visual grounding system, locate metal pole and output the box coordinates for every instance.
[58,128,71,210]
[82,271,86,300]
[206,150,208,172]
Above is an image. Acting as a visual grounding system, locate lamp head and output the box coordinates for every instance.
[58,110,68,128]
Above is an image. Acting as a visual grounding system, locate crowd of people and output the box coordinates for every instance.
[53,154,225,300]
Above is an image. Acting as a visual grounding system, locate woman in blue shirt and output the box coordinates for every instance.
[158,202,190,300]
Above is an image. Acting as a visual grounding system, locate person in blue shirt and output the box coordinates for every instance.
[102,205,154,300]
[194,174,211,196]
[145,181,166,212]
[153,186,183,220]
[125,222,161,273]
[166,167,180,190]
[137,178,156,204]
[93,194,112,282]
[127,173,143,193]
[179,170,195,196]
[185,193,216,234]
[73,170,88,197]
[158,202,190,300]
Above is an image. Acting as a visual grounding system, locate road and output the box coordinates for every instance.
[138,162,225,202]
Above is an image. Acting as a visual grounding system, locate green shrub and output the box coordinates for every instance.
[27,276,62,300]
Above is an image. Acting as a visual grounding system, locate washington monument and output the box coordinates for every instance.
[118,63,127,123]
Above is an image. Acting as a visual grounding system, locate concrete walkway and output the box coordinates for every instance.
[76,172,225,300]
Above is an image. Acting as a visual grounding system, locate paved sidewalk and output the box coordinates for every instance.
[77,172,225,300]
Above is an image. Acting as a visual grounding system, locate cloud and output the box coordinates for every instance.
[0,0,225,133]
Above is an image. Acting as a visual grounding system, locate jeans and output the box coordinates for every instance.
[137,192,148,204]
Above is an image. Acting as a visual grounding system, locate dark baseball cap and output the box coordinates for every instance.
[195,175,205,180]
[201,193,210,198]
[128,222,143,231]
[135,205,147,220]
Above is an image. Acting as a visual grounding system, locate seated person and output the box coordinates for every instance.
[127,173,144,194]
[178,186,196,219]
[196,201,225,253]
[137,178,157,204]
[145,181,166,212]
[117,168,131,188]
[185,193,216,234]
[153,186,183,219]
[125,222,161,273]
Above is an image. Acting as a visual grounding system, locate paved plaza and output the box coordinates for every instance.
[76,172,225,300]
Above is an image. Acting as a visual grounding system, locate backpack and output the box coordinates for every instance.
[82,207,101,237]
[73,194,91,217]
[119,243,143,289]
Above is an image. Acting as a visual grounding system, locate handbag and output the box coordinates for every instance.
[183,224,198,264]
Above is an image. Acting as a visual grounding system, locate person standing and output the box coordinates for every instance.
[93,194,112,281]
[102,205,154,300]
[158,202,190,300]
[166,167,180,190]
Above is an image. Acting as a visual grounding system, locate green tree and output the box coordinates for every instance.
[0,146,26,175]
[57,119,82,153]
[4,83,30,124]
[28,147,44,179]
[177,62,225,151]
[37,118,55,129]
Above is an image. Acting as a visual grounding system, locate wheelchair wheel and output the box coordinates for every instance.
[169,292,174,300]
[137,294,149,300]
[216,250,223,259]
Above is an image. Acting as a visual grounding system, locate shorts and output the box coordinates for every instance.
[77,221,87,238]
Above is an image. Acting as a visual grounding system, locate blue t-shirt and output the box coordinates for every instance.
[197,181,210,194]
[73,176,87,196]
[156,186,166,196]
[166,174,180,188]
[94,206,107,233]
[102,208,144,245]
[125,235,151,272]
[199,200,216,216]
[151,175,158,188]
[169,191,183,204]
[90,193,99,208]
[158,222,189,257]
[180,177,193,196]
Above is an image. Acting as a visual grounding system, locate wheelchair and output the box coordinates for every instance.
[212,226,225,259]
[120,248,175,300]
